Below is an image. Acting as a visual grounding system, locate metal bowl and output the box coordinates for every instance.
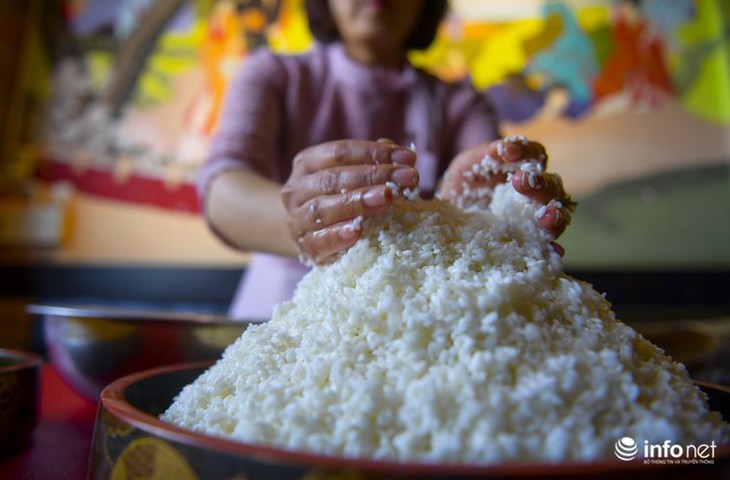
[0,348,42,458]
[28,303,252,402]
[89,362,730,479]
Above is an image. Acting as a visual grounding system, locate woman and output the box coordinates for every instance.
[200,0,573,320]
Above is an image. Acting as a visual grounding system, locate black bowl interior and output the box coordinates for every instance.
[704,383,730,417]
[123,366,207,415]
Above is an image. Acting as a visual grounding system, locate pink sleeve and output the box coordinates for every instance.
[449,78,502,155]
[197,49,286,207]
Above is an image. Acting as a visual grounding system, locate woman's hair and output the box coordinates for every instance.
[304,0,449,51]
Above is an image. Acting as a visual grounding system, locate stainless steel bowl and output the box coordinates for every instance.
[28,303,253,402]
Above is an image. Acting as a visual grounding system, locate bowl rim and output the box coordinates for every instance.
[100,362,730,476]
[0,348,43,373]
[27,303,257,326]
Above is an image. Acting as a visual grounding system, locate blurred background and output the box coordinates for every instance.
[1,0,729,381]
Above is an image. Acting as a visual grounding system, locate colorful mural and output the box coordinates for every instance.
[35,0,730,212]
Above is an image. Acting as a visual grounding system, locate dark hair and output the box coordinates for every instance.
[304,0,449,51]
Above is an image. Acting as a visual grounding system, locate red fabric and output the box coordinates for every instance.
[0,365,97,479]
[36,159,201,213]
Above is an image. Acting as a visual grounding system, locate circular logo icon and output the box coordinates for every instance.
[614,436,638,461]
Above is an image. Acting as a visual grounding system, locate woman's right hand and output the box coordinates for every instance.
[281,139,419,264]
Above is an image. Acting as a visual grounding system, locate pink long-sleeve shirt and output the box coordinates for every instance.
[200,43,500,320]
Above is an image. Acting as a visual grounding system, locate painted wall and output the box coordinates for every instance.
[4,0,729,267]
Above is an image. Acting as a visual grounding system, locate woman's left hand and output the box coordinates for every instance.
[440,136,576,254]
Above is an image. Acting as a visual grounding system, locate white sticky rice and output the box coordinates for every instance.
[162,183,729,463]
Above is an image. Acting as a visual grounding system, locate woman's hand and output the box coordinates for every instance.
[282,139,419,264]
[440,136,576,254]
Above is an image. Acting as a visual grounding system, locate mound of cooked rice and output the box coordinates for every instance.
[162,183,729,463]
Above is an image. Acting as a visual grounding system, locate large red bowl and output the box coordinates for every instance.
[89,362,730,479]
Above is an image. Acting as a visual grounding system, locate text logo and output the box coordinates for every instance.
[614,436,639,461]
[613,437,718,465]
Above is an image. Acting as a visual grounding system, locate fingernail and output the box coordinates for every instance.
[539,205,563,229]
[338,221,360,240]
[551,208,562,228]
[503,141,525,161]
[390,167,418,186]
[496,141,505,157]
[520,171,542,190]
[363,187,387,207]
[390,148,416,165]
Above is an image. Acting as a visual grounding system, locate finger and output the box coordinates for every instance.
[440,143,502,199]
[448,138,547,179]
[291,185,393,235]
[299,219,364,264]
[550,242,565,257]
[442,176,507,204]
[441,137,546,199]
[286,164,418,208]
[441,170,506,202]
[536,202,571,239]
[512,172,576,211]
[496,136,548,167]
[292,140,417,176]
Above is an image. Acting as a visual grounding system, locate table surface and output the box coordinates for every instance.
[0,364,97,479]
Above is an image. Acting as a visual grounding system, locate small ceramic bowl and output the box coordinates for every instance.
[0,348,42,458]
[28,303,252,402]
[88,362,730,479]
